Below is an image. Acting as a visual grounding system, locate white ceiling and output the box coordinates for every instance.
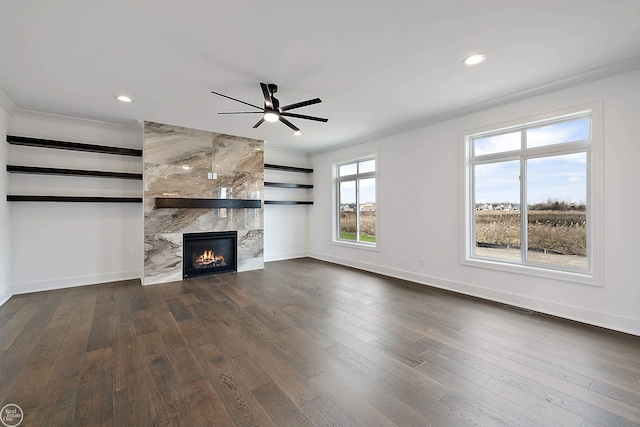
[1,1,640,153]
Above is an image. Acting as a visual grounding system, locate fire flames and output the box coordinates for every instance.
[194,250,226,268]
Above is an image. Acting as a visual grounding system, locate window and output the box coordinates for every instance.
[335,156,376,246]
[466,110,594,275]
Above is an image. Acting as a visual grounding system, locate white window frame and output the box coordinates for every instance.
[333,154,378,250]
[460,102,603,286]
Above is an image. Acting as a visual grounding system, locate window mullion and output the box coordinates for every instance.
[355,178,360,242]
[520,130,526,264]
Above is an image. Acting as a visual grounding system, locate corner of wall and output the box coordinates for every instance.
[0,93,12,305]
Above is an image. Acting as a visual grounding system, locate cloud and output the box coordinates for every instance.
[569,176,581,182]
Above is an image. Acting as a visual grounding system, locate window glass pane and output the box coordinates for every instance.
[359,177,376,243]
[339,181,356,241]
[474,131,521,156]
[359,159,375,174]
[526,153,587,269]
[474,160,521,261]
[526,117,589,148]
[339,163,357,177]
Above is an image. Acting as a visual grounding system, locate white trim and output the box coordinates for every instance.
[264,145,311,157]
[331,240,379,252]
[265,251,309,262]
[11,271,141,295]
[0,89,18,115]
[309,251,640,337]
[11,108,139,133]
[312,55,640,155]
[460,101,603,285]
[333,153,378,248]
[0,292,12,307]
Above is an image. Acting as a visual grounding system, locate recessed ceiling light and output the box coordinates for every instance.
[293,130,302,136]
[116,95,133,103]
[463,53,486,66]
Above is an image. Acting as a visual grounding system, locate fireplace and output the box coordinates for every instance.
[183,231,237,279]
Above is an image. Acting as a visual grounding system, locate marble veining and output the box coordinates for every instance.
[144,121,264,285]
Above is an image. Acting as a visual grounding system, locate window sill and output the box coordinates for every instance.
[461,256,601,287]
[332,239,379,252]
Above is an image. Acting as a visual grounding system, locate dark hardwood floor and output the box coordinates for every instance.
[1,258,639,426]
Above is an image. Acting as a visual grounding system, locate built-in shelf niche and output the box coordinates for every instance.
[264,163,313,205]
[6,135,143,203]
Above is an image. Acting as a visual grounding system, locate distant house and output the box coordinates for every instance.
[477,203,493,211]
[340,204,355,212]
[360,202,376,212]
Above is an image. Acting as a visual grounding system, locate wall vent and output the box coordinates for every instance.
[503,305,533,315]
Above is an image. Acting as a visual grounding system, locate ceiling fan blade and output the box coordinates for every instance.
[211,91,262,110]
[281,112,328,123]
[260,83,273,109]
[218,111,263,114]
[252,118,265,128]
[280,98,322,112]
[279,117,300,132]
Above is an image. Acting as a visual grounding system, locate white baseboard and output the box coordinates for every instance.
[11,270,142,295]
[265,251,309,262]
[309,251,640,337]
[0,291,12,307]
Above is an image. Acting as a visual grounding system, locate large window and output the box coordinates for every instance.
[467,111,593,274]
[335,156,376,246]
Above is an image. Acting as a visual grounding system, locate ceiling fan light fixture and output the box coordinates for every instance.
[293,130,302,136]
[463,53,486,66]
[263,110,279,122]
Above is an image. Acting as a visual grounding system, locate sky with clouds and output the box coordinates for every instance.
[474,118,588,206]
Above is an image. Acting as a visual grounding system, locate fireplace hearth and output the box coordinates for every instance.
[183,231,237,279]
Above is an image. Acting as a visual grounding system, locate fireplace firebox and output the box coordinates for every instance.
[183,231,237,279]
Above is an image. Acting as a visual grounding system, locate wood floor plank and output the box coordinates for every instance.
[251,381,313,426]
[482,377,585,427]
[0,259,638,426]
[300,395,358,427]
[194,343,275,426]
[308,371,397,427]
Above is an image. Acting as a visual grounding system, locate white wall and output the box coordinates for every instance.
[309,69,640,335]
[264,147,311,261]
[0,104,10,304]
[8,113,144,294]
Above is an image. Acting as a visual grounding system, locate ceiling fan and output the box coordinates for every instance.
[212,83,328,135]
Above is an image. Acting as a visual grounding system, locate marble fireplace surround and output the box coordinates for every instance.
[143,121,264,285]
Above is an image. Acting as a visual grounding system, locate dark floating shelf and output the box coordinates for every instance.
[264,182,313,189]
[7,135,143,157]
[7,195,142,203]
[155,198,261,209]
[264,164,313,173]
[264,200,313,205]
[7,165,142,180]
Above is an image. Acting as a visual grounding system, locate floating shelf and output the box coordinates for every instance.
[155,198,261,209]
[264,200,313,205]
[264,164,313,173]
[7,195,142,203]
[7,135,142,157]
[264,182,313,189]
[6,165,142,180]
[264,164,314,205]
